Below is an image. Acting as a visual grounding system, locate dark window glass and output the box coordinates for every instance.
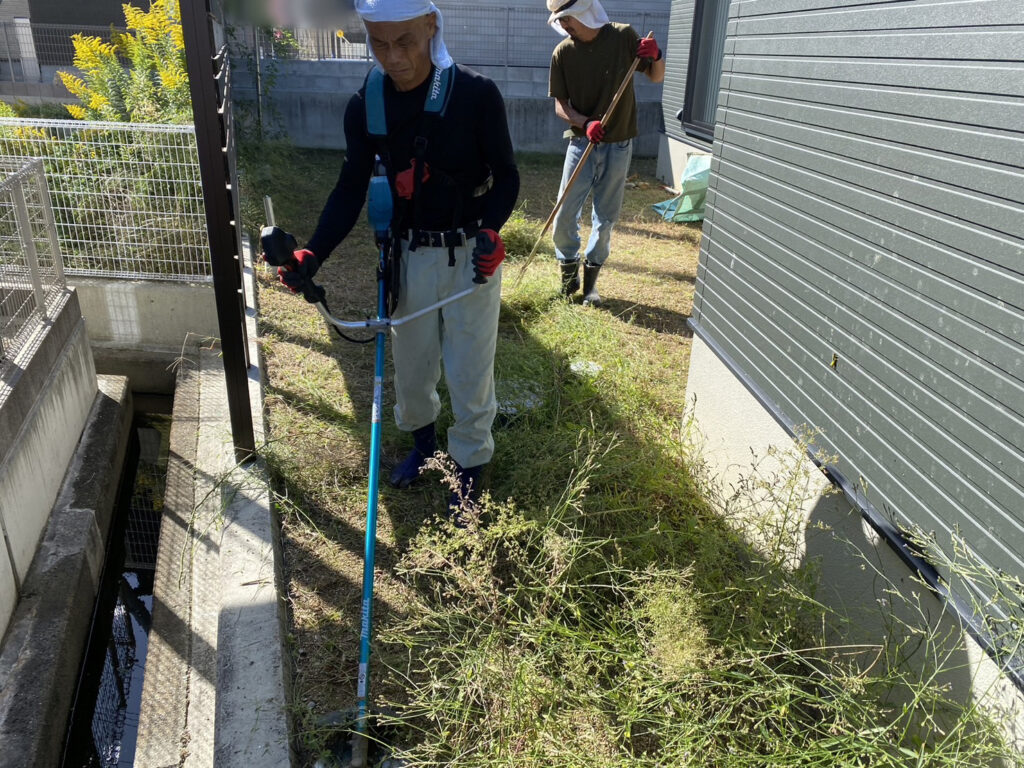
[682,0,730,141]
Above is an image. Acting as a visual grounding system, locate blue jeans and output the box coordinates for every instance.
[552,137,633,267]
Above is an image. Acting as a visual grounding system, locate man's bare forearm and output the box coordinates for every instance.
[555,97,591,130]
[645,56,666,84]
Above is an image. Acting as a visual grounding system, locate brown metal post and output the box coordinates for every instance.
[180,0,256,461]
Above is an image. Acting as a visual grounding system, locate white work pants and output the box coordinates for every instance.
[391,240,501,469]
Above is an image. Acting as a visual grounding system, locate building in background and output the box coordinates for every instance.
[228,0,672,155]
[24,0,129,26]
[666,0,1024,736]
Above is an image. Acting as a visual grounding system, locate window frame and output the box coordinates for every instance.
[681,0,729,142]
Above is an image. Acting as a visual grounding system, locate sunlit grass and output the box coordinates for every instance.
[241,142,1019,768]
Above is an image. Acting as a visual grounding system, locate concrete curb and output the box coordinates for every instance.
[135,242,292,767]
[0,374,133,768]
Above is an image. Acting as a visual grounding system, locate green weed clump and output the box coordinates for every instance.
[374,453,1017,767]
[499,203,551,262]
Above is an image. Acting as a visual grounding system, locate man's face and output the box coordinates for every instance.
[557,16,599,42]
[365,14,436,91]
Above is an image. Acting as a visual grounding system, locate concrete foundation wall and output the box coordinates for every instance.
[72,277,220,393]
[233,58,665,156]
[0,374,132,768]
[656,131,710,189]
[0,515,13,652]
[0,289,97,638]
[686,334,1024,752]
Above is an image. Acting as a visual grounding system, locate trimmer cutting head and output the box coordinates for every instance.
[311,707,405,768]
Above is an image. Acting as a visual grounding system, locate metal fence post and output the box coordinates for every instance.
[253,26,264,141]
[3,23,15,84]
[32,163,64,283]
[13,18,40,83]
[181,0,256,461]
[11,180,49,322]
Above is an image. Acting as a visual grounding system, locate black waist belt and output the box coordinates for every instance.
[406,223,480,249]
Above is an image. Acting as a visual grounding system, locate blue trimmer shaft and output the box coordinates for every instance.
[352,170,392,766]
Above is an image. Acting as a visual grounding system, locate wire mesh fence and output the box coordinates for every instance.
[0,118,211,282]
[0,157,65,367]
[234,8,670,69]
[0,22,123,81]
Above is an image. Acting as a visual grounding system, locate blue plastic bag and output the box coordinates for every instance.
[652,154,711,223]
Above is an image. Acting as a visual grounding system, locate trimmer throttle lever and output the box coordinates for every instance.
[260,225,298,268]
[259,225,326,305]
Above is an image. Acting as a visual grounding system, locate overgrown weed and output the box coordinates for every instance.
[242,146,1020,767]
[372,437,1020,767]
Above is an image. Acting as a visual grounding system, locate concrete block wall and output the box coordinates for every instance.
[685,335,1024,751]
[0,289,98,638]
[72,277,221,394]
[233,58,665,156]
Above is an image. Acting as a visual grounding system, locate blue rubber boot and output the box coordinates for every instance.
[388,423,437,489]
[448,463,484,526]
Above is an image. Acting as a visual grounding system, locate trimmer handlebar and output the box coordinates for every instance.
[259,224,297,267]
[259,223,480,331]
[259,225,326,305]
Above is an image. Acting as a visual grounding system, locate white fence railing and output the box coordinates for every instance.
[0,118,210,282]
[0,22,124,83]
[0,158,66,366]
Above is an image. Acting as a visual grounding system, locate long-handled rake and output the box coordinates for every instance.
[511,32,653,289]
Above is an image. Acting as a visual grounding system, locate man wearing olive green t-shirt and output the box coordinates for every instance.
[546,0,664,306]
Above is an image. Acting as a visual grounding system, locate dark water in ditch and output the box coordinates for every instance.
[61,411,171,768]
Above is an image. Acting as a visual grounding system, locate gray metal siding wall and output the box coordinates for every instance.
[662,0,696,141]
[694,0,1024,593]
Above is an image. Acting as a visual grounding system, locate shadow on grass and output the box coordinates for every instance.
[598,297,693,336]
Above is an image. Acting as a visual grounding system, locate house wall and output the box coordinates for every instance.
[655,0,711,187]
[660,0,694,143]
[0,1,29,24]
[694,0,1024,595]
[25,0,128,26]
[685,0,1024,735]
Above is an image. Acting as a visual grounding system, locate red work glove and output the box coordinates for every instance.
[637,36,661,61]
[394,159,430,200]
[584,119,605,143]
[277,249,320,293]
[471,229,505,284]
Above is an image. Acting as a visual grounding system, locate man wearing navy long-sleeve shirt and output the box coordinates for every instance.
[277,0,519,510]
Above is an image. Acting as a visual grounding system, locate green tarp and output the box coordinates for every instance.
[652,154,711,223]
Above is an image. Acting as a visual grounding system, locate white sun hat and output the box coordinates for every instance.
[546,0,611,36]
[355,0,454,69]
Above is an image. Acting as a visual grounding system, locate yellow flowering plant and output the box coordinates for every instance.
[58,1,191,124]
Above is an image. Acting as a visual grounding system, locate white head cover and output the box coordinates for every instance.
[355,0,454,70]
[546,0,611,36]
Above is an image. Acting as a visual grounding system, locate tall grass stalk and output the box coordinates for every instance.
[373,445,1019,767]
